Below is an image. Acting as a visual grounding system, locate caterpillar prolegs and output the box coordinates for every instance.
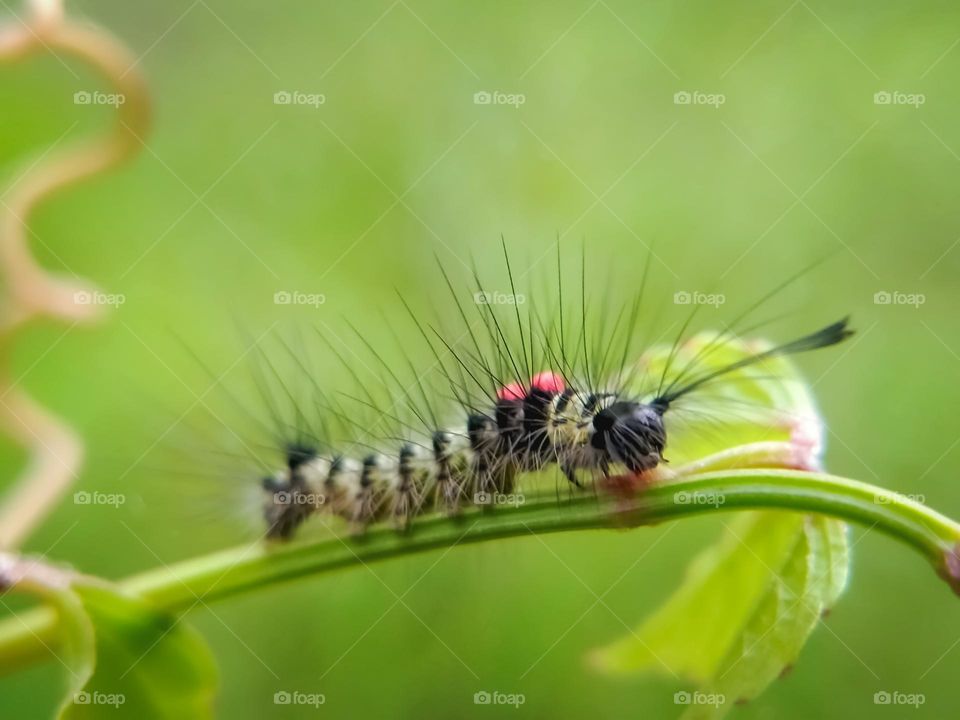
[256,250,854,540]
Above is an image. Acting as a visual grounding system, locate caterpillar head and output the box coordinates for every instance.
[590,401,666,474]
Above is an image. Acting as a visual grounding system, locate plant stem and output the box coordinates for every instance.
[1,469,958,676]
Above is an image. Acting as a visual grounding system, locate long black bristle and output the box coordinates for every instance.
[653,317,854,409]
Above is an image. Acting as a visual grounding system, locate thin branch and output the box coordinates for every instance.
[0,469,957,676]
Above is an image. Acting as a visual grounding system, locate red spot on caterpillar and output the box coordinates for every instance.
[496,371,565,401]
[530,370,565,394]
[497,381,526,401]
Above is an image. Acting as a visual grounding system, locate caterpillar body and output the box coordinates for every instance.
[254,249,853,540]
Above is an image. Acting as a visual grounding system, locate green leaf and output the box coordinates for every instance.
[2,557,216,718]
[58,582,218,719]
[680,515,848,719]
[592,512,849,719]
[591,512,804,680]
[10,570,97,717]
[49,589,97,717]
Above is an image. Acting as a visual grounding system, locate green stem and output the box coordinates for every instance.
[1,470,959,676]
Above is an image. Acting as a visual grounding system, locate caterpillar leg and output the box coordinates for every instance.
[436,476,468,514]
[390,489,416,531]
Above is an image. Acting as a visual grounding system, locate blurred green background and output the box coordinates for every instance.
[2,0,960,717]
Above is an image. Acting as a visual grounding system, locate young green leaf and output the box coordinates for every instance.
[0,557,98,716]
[49,589,97,717]
[59,582,218,719]
[591,512,849,719]
[2,556,220,720]
[590,512,808,680]
[680,514,848,719]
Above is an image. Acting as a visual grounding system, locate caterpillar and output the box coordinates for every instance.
[251,246,853,540]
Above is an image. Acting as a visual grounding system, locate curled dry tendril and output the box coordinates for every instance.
[0,0,150,549]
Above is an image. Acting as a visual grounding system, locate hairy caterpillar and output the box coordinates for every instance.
[249,246,853,540]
